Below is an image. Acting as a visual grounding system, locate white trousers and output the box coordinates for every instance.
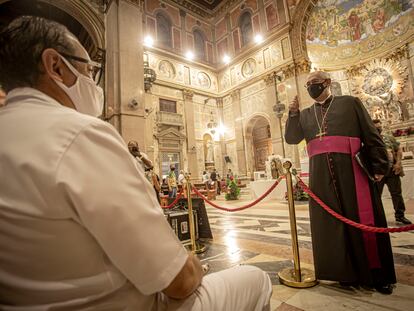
[160,265,272,311]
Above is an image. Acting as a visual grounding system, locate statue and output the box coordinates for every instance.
[271,159,279,179]
[206,140,214,163]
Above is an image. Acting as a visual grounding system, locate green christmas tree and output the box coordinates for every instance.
[225,177,240,200]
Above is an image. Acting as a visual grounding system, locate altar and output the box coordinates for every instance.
[250,179,287,201]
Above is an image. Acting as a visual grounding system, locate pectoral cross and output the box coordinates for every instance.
[316,130,326,141]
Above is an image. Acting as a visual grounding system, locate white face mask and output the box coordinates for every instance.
[54,55,104,117]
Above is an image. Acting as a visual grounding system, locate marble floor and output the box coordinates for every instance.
[196,192,414,311]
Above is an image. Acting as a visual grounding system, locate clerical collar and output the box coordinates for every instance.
[315,95,333,106]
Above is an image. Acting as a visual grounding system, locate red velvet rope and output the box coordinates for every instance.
[162,190,184,209]
[296,176,414,233]
[191,177,283,212]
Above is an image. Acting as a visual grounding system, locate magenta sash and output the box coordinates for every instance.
[307,136,381,269]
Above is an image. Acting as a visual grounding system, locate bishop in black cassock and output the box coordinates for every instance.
[285,71,396,294]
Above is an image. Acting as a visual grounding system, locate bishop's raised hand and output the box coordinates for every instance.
[289,95,300,114]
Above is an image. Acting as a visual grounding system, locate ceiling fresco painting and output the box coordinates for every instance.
[306,0,414,67]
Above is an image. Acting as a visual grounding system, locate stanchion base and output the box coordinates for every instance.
[278,268,318,288]
[185,241,207,254]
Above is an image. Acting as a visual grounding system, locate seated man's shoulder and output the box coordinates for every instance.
[55,109,116,138]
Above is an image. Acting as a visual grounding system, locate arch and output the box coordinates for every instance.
[245,114,273,173]
[0,0,104,57]
[289,0,318,62]
[193,28,206,61]
[245,113,272,137]
[239,10,253,47]
[156,11,172,49]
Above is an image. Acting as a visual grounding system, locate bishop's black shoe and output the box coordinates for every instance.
[396,216,412,225]
[375,284,394,295]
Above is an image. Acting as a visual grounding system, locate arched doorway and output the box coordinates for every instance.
[245,115,273,177]
[0,0,104,59]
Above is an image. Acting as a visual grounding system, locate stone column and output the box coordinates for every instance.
[216,97,226,176]
[280,60,311,168]
[183,89,199,179]
[231,89,247,176]
[105,0,145,147]
[264,73,284,157]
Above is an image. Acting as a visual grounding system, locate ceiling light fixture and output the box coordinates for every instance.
[254,34,263,44]
[185,51,195,60]
[223,54,231,64]
[144,35,154,47]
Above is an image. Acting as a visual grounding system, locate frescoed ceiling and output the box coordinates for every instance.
[306,0,414,68]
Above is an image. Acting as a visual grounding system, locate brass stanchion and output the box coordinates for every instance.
[185,174,206,254]
[278,161,318,288]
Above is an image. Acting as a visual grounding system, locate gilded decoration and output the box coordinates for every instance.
[242,58,257,78]
[351,58,408,122]
[306,0,414,68]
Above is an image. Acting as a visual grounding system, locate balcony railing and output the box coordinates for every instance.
[156,111,184,127]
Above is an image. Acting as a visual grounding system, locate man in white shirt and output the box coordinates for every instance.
[0,16,271,310]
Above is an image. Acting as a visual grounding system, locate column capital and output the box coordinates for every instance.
[280,63,296,80]
[230,89,240,101]
[295,59,311,75]
[264,73,274,86]
[183,89,194,100]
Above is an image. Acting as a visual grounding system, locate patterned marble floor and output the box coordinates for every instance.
[196,194,414,311]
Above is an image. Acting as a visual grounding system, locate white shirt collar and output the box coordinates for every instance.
[5,87,66,109]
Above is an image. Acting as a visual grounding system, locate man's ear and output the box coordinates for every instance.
[41,49,64,83]
[325,79,332,87]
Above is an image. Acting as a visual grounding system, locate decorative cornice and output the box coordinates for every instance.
[280,63,296,80]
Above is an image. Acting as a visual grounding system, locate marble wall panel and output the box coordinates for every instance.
[223,99,236,141]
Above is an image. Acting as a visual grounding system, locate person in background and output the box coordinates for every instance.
[0,16,272,311]
[373,119,412,225]
[178,169,186,185]
[216,173,221,195]
[161,178,170,196]
[202,170,209,190]
[226,168,233,180]
[128,140,153,171]
[128,140,160,203]
[167,165,178,198]
[210,168,218,194]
